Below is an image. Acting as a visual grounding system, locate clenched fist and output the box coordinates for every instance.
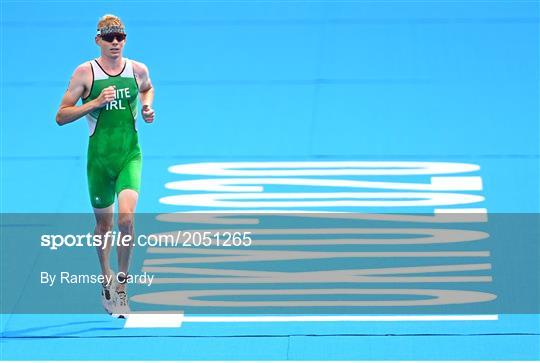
[141,104,155,123]
[95,86,116,108]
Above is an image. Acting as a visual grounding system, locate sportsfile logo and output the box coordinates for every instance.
[132,161,497,313]
[40,231,253,250]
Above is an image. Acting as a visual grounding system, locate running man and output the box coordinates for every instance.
[55,14,154,318]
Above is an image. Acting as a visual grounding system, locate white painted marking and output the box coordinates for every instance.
[160,192,485,208]
[169,161,480,176]
[435,208,488,214]
[182,314,499,323]
[134,160,492,329]
[156,210,488,224]
[124,312,184,328]
[165,176,482,192]
[123,313,498,328]
[146,227,488,245]
[431,177,483,190]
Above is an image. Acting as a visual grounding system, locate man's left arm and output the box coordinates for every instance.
[134,61,155,123]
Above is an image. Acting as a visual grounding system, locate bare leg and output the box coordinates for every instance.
[93,204,114,285]
[116,189,138,292]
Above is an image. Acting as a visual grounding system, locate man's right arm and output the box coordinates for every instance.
[55,64,115,126]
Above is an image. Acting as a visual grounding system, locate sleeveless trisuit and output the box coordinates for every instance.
[82,58,142,209]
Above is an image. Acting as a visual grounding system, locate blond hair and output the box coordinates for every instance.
[97,14,124,30]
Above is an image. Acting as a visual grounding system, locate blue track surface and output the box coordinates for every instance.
[1,1,539,360]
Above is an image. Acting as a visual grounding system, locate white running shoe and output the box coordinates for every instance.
[100,271,116,314]
[111,289,131,319]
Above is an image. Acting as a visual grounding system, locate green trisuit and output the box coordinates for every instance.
[83,58,141,209]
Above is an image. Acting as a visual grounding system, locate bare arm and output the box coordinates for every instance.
[55,64,115,126]
[133,61,155,123]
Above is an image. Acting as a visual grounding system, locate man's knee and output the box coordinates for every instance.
[118,213,134,231]
[95,220,113,235]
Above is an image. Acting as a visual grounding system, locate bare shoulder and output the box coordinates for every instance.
[59,61,93,105]
[71,61,93,86]
[73,62,92,77]
[131,60,150,77]
[131,60,152,91]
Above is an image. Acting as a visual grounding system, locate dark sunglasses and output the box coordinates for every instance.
[100,33,126,42]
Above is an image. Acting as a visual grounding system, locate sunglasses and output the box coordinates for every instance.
[100,33,126,42]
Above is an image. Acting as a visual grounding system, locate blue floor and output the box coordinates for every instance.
[1,0,539,360]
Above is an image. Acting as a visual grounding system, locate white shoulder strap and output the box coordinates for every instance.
[91,59,109,80]
[121,58,135,78]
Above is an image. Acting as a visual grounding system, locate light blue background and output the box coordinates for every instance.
[1,1,538,213]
